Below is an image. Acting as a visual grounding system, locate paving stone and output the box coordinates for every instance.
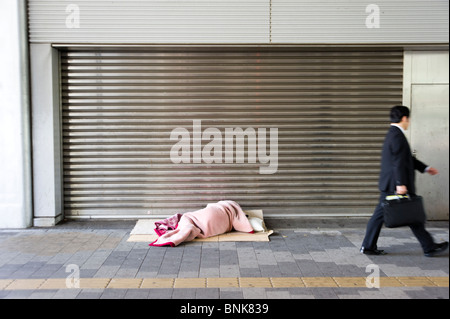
[100,288,128,299]
[238,267,261,277]
[310,287,339,299]
[195,288,219,299]
[278,261,302,276]
[147,288,173,299]
[219,264,240,277]
[265,288,292,299]
[172,287,196,299]
[241,287,267,299]
[219,287,243,299]
[0,221,448,300]
[52,288,82,299]
[124,289,150,299]
[199,267,219,278]
[3,289,36,299]
[28,289,58,299]
[76,289,103,299]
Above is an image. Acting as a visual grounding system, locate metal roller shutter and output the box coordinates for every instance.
[61,47,403,218]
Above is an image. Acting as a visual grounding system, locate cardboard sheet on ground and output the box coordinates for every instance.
[127,210,273,243]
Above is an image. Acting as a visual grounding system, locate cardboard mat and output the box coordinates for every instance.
[127,210,273,243]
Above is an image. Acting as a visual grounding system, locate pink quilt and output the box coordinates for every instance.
[149,200,254,247]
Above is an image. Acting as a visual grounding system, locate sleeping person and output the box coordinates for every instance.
[150,200,256,247]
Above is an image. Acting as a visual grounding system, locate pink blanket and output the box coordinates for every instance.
[149,200,254,247]
[154,213,182,236]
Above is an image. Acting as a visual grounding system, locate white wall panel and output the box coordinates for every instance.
[28,0,270,43]
[271,0,449,44]
[404,51,450,220]
[28,0,448,45]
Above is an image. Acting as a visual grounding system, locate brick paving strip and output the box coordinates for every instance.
[0,276,448,290]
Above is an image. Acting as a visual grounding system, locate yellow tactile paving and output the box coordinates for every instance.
[5,279,46,290]
[270,277,305,288]
[39,278,70,290]
[239,277,272,288]
[0,276,448,290]
[141,278,174,288]
[396,277,436,287]
[174,278,206,288]
[207,277,239,288]
[0,279,14,290]
[379,277,404,287]
[107,278,143,289]
[79,278,110,289]
[302,277,338,288]
[428,276,450,287]
[333,277,368,288]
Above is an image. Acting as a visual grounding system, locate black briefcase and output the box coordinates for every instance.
[382,195,427,228]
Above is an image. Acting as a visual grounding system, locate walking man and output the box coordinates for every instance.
[361,105,448,257]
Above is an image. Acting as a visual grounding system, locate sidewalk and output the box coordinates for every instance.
[0,219,448,299]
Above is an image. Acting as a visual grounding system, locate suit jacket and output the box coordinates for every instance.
[378,125,428,195]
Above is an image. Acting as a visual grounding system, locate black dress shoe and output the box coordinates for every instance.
[360,247,387,255]
[424,241,449,257]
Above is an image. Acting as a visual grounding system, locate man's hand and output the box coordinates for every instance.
[396,185,408,195]
[426,167,439,175]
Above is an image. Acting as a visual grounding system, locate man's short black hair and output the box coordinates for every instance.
[390,105,410,123]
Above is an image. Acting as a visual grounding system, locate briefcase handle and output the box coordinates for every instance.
[385,193,411,201]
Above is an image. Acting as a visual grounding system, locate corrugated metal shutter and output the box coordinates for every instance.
[61,47,403,218]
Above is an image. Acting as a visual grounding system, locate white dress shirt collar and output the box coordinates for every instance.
[391,123,406,135]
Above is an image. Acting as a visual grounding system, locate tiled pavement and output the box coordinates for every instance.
[0,219,448,300]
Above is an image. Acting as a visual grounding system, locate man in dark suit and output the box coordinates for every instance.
[361,105,448,257]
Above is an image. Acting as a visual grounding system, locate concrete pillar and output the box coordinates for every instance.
[0,0,33,228]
